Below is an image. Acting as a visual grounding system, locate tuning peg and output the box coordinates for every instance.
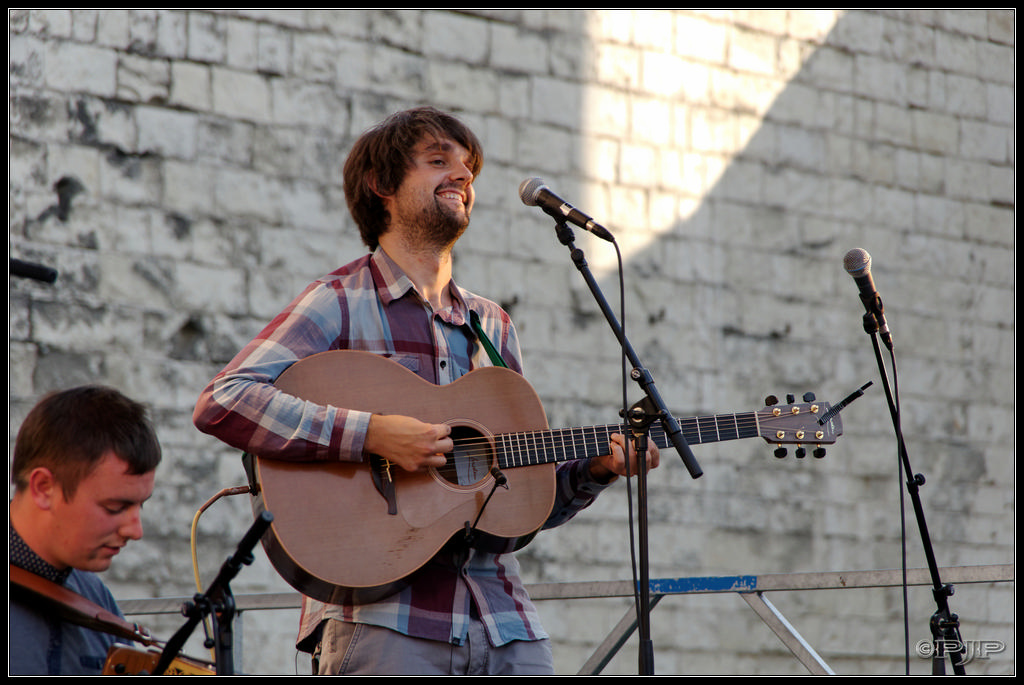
[803,392,816,402]
[813,447,826,459]
[774,447,787,459]
[795,447,807,459]
[786,394,796,404]
[765,395,778,406]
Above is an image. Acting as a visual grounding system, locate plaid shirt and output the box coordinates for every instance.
[193,248,612,650]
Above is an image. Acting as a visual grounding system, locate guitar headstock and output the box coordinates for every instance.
[759,392,843,458]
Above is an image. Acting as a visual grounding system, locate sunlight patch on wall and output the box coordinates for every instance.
[578,10,844,274]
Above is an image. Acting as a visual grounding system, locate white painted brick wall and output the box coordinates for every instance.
[9,9,1013,676]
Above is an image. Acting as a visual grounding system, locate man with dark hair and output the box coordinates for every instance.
[193,106,658,675]
[9,385,162,675]
[342,106,484,252]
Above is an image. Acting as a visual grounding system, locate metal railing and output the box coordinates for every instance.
[120,564,1013,675]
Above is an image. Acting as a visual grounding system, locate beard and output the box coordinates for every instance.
[394,188,470,252]
[420,200,469,248]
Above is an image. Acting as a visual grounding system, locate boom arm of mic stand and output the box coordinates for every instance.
[153,511,274,675]
[552,221,702,479]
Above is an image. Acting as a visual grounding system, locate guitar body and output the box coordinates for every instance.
[247,350,557,605]
[244,350,845,604]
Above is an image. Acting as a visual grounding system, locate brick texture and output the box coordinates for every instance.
[9,10,1014,675]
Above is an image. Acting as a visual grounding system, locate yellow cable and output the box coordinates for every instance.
[189,486,251,662]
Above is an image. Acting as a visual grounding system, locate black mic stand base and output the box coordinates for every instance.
[930,592,967,675]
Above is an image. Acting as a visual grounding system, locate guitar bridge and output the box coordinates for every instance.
[370,456,398,515]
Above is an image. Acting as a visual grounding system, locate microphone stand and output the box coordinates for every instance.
[153,511,274,675]
[858,311,966,675]
[550,219,703,675]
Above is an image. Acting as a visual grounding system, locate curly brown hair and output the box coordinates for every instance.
[343,107,484,249]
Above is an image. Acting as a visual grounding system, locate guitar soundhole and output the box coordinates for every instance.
[436,425,493,487]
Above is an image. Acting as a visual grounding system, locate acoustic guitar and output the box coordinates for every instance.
[243,350,843,605]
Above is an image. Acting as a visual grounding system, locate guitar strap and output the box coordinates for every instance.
[469,310,509,369]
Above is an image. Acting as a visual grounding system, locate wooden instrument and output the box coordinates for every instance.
[10,564,214,675]
[9,563,154,646]
[245,350,844,605]
[103,645,216,675]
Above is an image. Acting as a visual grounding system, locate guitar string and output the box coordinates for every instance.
[420,410,824,466]
[438,412,809,456]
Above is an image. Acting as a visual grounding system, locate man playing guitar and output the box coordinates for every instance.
[193,107,658,675]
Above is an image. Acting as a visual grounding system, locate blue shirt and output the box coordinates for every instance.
[9,526,124,675]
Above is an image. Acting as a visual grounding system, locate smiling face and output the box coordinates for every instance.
[381,135,477,251]
[34,451,156,572]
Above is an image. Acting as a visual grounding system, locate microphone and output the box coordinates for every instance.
[843,248,893,349]
[11,258,58,284]
[518,177,615,242]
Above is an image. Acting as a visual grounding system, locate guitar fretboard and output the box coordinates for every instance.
[496,411,762,468]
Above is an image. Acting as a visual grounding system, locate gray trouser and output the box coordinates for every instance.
[312,618,555,675]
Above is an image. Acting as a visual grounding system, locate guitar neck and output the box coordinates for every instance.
[497,411,761,469]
